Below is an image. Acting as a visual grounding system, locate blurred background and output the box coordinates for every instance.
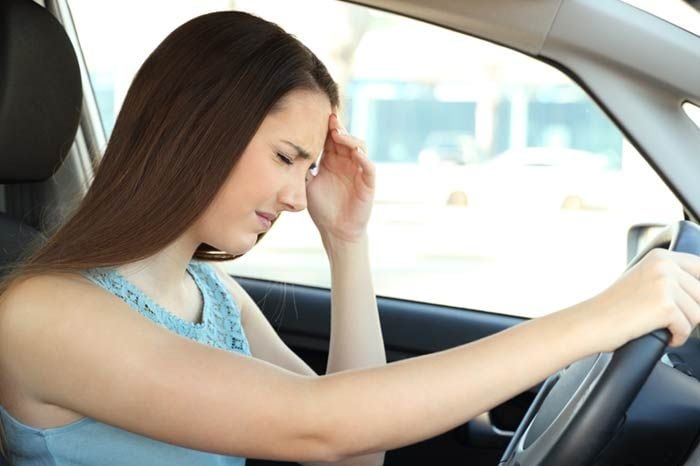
[67,0,699,318]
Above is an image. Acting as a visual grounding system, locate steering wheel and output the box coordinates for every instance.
[499,220,700,466]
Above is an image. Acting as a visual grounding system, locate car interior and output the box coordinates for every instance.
[1,0,700,465]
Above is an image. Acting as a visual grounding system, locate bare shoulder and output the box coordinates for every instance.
[0,272,119,338]
[0,273,111,421]
[1,270,108,304]
[0,272,103,331]
[0,272,130,394]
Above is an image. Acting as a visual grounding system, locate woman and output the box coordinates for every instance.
[0,9,698,466]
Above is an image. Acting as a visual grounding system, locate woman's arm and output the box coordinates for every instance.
[212,261,385,466]
[1,248,698,462]
[307,233,386,466]
[323,233,385,375]
[305,113,384,376]
[2,272,585,463]
[304,112,386,465]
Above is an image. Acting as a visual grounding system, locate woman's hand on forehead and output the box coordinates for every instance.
[304,113,375,244]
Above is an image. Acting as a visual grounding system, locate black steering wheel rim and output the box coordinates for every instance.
[499,221,700,466]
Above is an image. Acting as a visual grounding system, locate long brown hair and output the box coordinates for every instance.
[0,10,338,462]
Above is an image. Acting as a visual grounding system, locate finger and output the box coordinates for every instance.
[332,127,365,149]
[324,131,353,160]
[676,263,700,304]
[329,114,367,153]
[674,267,700,328]
[352,146,375,188]
[330,112,346,132]
[330,112,342,131]
[331,128,367,153]
[666,250,700,280]
[669,284,698,347]
[323,127,339,159]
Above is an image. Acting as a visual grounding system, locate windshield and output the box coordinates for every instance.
[621,0,700,37]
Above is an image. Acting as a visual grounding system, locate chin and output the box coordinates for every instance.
[232,233,261,256]
[204,232,258,257]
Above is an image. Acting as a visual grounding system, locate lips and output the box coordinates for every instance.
[255,211,276,230]
[256,211,277,222]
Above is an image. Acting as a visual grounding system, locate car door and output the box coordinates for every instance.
[58,0,696,465]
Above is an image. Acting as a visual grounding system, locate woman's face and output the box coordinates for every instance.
[195,89,332,255]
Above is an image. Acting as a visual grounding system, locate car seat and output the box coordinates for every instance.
[0,0,82,276]
[0,0,82,464]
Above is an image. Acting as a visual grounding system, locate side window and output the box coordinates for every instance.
[685,102,700,129]
[69,0,684,319]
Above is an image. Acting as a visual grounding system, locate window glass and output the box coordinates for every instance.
[69,0,684,318]
[684,102,700,129]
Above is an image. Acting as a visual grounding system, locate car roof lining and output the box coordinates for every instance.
[345,0,563,55]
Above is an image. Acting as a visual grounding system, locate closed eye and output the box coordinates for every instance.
[276,152,293,165]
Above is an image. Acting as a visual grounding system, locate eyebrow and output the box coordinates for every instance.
[281,140,318,170]
[281,140,311,159]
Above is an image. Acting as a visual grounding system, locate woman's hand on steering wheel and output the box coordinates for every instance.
[588,248,700,352]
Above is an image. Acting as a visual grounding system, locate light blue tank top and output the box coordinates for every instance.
[0,260,250,466]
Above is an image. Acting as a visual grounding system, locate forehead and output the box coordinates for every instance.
[261,90,332,156]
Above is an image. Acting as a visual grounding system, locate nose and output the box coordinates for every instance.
[278,176,307,212]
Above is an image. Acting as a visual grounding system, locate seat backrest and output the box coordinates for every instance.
[0,0,82,463]
[0,0,82,277]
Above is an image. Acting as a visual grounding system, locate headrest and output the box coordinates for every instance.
[0,0,82,184]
